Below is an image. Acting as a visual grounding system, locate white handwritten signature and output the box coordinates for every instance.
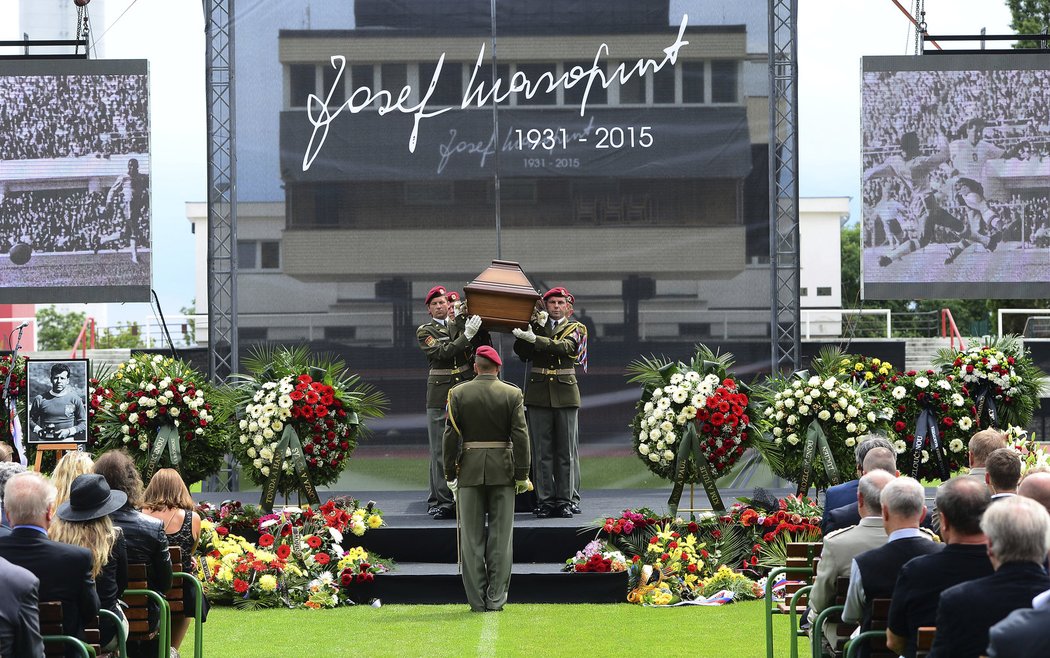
[302,14,690,170]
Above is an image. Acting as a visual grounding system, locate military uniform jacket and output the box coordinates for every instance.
[513,319,585,408]
[417,318,476,408]
[808,517,888,616]
[442,374,531,486]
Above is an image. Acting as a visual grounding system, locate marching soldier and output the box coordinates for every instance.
[512,287,588,518]
[443,345,531,612]
[417,285,483,520]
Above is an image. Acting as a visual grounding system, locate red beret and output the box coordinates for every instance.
[543,287,574,304]
[475,345,502,366]
[425,285,447,305]
[446,291,461,302]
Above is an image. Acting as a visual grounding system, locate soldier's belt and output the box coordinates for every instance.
[430,365,471,376]
[463,441,511,449]
[530,367,576,375]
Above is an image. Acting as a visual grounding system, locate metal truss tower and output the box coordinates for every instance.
[768,0,801,372]
[204,0,238,384]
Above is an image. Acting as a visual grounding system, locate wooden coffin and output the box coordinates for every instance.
[464,260,541,332]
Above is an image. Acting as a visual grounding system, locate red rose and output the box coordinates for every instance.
[340,572,353,586]
[942,417,955,427]
[688,522,699,533]
[276,544,291,559]
[233,578,249,594]
[894,421,906,432]
[314,552,331,565]
[216,526,229,536]
[258,533,275,547]
[687,563,697,573]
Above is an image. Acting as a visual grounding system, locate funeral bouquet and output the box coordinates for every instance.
[227,346,386,510]
[757,349,890,492]
[934,336,1045,430]
[93,354,227,484]
[627,346,753,511]
[839,355,895,389]
[1004,425,1050,475]
[0,354,27,446]
[884,368,976,480]
[563,539,628,573]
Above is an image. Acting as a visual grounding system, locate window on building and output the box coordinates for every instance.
[516,64,557,106]
[239,327,268,343]
[237,240,256,270]
[616,62,648,104]
[419,61,462,106]
[260,241,281,269]
[711,60,738,103]
[380,64,407,98]
[350,65,374,99]
[652,64,675,104]
[563,61,606,107]
[817,287,833,297]
[800,287,808,297]
[682,61,705,103]
[238,241,281,271]
[289,64,315,107]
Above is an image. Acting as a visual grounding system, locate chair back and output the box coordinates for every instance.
[123,563,157,640]
[916,627,936,658]
[166,546,185,617]
[39,601,102,658]
[782,542,823,605]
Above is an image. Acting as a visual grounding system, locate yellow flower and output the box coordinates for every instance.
[864,372,874,381]
[367,514,383,529]
[871,358,881,367]
[351,521,366,536]
[255,550,276,562]
[854,363,864,371]
[259,574,277,591]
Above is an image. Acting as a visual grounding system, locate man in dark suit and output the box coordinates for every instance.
[966,428,1007,485]
[512,287,587,518]
[843,476,941,657]
[0,555,42,658]
[887,476,993,658]
[824,446,900,533]
[986,588,1050,657]
[929,496,1050,658]
[0,471,99,641]
[443,345,531,612]
[985,447,1021,499]
[821,435,895,533]
[417,284,485,520]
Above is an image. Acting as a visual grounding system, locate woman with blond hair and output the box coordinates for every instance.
[51,450,94,507]
[143,468,206,654]
[51,473,129,650]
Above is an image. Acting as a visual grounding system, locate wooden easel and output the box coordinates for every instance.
[32,443,79,472]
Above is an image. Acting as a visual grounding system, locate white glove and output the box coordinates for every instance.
[512,327,537,343]
[463,315,482,340]
[514,479,532,494]
[447,479,458,494]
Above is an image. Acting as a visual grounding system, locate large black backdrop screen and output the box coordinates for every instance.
[861,54,1050,300]
[0,59,151,303]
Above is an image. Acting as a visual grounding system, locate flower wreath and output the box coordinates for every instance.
[757,349,888,493]
[883,369,976,480]
[934,336,1045,430]
[0,354,27,460]
[627,346,753,512]
[228,346,386,511]
[93,354,227,484]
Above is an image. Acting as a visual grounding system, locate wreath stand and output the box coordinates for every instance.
[32,443,80,472]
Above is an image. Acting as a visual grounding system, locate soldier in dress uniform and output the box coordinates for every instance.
[442,345,531,612]
[417,285,484,520]
[511,287,588,518]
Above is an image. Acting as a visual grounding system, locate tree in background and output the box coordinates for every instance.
[1007,0,1050,48]
[36,306,87,351]
[97,323,144,349]
[180,300,197,347]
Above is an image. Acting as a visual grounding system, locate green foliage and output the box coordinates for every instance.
[1007,0,1050,48]
[840,225,861,307]
[180,300,197,347]
[97,323,145,349]
[36,305,87,351]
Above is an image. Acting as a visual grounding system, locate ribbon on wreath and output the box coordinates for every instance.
[796,420,842,495]
[261,424,321,513]
[972,381,1000,429]
[145,423,182,482]
[911,403,951,481]
[667,421,725,517]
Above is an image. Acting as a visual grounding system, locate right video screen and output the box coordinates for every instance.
[861,54,1050,300]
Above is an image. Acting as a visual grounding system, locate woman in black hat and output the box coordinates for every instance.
[51,473,130,650]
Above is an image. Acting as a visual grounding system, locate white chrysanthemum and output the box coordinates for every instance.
[949,439,964,453]
[958,417,973,431]
[670,373,685,385]
[937,379,952,391]
[685,371,701,382]
[915,376,929,389]
[658,398,671,410]
[672,389,688,404]
[951,394,965,407]
[893,440,907,454]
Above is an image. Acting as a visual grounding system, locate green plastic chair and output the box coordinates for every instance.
[98,608,128,658]
[811,604,845,658]
[844,630,886,658]
[173,570,205,657]
[123,588,171,658]
[41,635,95,658]
[765,564,820,658]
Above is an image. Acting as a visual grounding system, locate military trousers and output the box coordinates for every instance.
[457,483,515,611]
[427,407,454,511]
[526,406,578,508]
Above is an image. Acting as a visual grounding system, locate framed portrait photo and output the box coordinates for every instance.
[26,358,90,444]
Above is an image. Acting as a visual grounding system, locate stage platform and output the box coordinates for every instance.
[197,487,794,605]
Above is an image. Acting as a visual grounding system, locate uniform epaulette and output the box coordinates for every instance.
[499,380,521,390]
[920,527,941,542]
[824,525,854,540]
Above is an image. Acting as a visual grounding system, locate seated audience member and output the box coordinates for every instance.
[808,470,895,649]
[143,468,207,653]
[0,471,99,641]
[929,496,1050,658]
[886,476,993,657]
[51,474,129,650]
[0,441,13,461]
[824,446,899,533]
[51,450,95,508]
[94,451,172,637]
[843,477,940,658]
[0,461,27,533]
[967,428,1007,484]
[821,435,895,534]
[987,585,1050,657]
[0,555,43,658]
[1018,471,1050,513]
[985,447,1021,499]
